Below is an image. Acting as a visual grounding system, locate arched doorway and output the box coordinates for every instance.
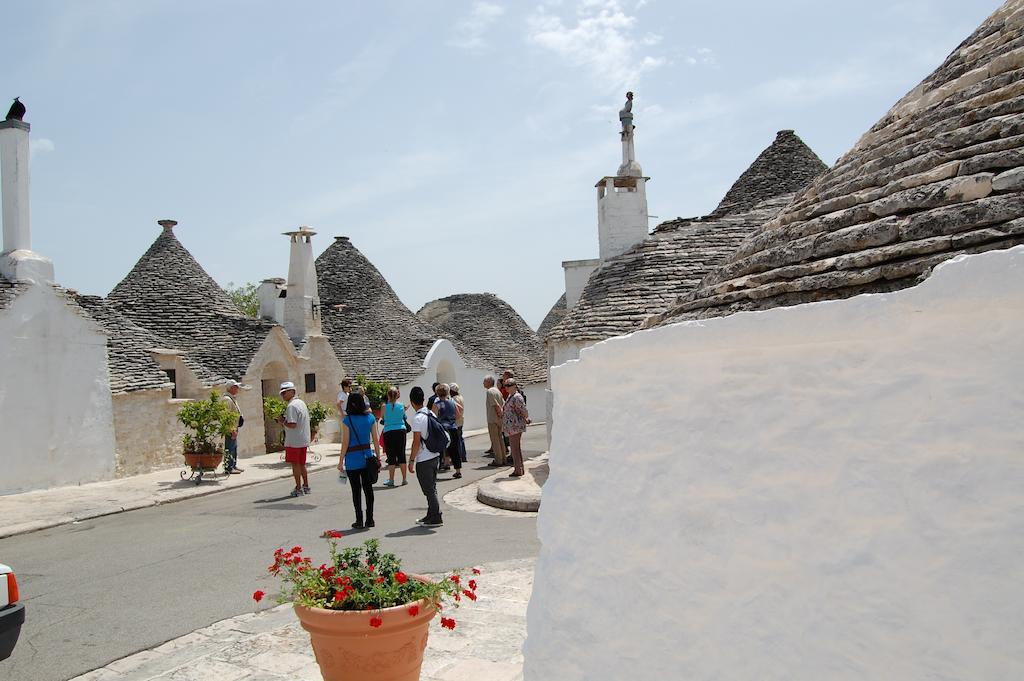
[436,359,456,385]
[261,361,289,452]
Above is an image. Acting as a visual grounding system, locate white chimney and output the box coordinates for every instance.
[595,93,650,264]
[281,226,322,344]
[0,118,54,283]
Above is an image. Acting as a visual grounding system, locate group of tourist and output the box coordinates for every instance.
[265,373,530,530]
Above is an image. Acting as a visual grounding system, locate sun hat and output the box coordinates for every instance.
[279,381,296,394]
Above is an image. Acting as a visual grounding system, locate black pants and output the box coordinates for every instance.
[445,427,462,470]
[347,468,375,524]
[415,457,441,523]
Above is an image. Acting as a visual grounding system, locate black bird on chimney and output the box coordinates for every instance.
[5,97,26,121]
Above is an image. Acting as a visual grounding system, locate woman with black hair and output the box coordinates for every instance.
[338,392,382,528]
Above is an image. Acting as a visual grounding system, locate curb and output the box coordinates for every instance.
[476,480,541,512]
[0,457,338,540]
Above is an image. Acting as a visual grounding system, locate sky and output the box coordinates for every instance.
[3,0,1005,329]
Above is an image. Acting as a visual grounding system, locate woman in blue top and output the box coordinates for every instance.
[381,386,409,487]
[337,393,381,528]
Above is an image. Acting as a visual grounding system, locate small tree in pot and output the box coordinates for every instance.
[355,375,389,417]
[178,391,239,469]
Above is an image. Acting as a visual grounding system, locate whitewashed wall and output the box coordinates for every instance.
[0,286,116,494]
[525,246,1024,681]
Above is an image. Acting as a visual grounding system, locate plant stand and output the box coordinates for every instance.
[181,452,224,485]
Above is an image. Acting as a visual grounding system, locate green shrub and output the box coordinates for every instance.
[178,391,239,454]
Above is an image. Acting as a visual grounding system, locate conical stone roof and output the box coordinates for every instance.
[548,129,825,345]
[417,293,547,383]
[537,294,567,339]
[107,224,276,381]
[317,237,487,384]
[547,195,793,344]
[656,1,1024,325]
[710,130,828,218]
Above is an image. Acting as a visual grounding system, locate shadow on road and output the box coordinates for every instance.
[385,526,437,538]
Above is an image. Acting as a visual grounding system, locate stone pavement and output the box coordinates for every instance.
[69,558,535,681]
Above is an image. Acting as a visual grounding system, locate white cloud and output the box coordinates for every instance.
[684,46,715,66]
[526,0,664,92]
[30,138,55,158]
[448,2,506,51]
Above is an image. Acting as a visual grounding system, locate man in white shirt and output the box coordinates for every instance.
[280,381,311,497]
[335,377,354,479]
[409,386,443,527]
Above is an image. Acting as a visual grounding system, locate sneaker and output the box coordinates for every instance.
[423,518,443,527]
[383,480,395,487]
[228,469,242,474]
[401,480,408,486]
[453,472,462,479]
[365,519,375,528]
[289,487,302,497]
[302,485,311,494]
[415,516,428,524]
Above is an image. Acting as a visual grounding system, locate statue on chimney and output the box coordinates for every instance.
[618,91,634,135]
[5,97,26,122]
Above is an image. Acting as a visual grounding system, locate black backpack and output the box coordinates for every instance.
[421,410,451,454]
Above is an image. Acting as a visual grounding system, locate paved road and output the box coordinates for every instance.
[0,427,546,681]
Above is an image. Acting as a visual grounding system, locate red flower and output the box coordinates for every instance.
[468,579,477,591]
[454,592,461,602]
[394,571,409,584]
[407,605,420,617]
[367,564,375,572]
[333,591,347,603]
[290,546,302,554]
[369,616,383,628]
[462,589,477,601]
[252,590,265,603]
[449,575,461,584]
[323,530,343,539]
[376,577,386,584]
[440,617,456,630]
[472,567,481,575]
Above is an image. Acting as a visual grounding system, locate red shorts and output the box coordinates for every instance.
[284,446,308,464]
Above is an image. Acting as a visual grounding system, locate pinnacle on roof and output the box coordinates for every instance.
[316,236,488,384]
[417,293,547,383]
[709,130,828,218]
[654,0,1024,326]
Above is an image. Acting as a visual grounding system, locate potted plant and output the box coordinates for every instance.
[308,401,331,441]
[178,391,238,470]
[355,375,389,418]
[255,536,479,681]
[263,395,288,452]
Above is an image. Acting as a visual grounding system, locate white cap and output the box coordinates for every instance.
[229,380,243,388]
[279,381,296,394]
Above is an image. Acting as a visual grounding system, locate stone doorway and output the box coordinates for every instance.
[261,361,289,453]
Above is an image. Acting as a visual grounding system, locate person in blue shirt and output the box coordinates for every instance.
[337,393,382,528]
[381,386,409,487]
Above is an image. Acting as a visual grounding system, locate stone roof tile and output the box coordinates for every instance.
[71,294,177,393]
[417,293,547,384]
[710,130,828,218]
[537,294,567,340]
[107,224,275,380]
[655,1,1024,325]
[317,237,489,384]
[548,196,792,343]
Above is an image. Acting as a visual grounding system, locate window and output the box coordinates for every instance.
[165,369,178,398]
[304,373,316,393]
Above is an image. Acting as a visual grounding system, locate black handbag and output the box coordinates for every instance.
[349,417,380,484]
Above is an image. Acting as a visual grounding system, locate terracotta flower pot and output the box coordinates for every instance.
[294,584,437,681]
[183,451,222,470]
